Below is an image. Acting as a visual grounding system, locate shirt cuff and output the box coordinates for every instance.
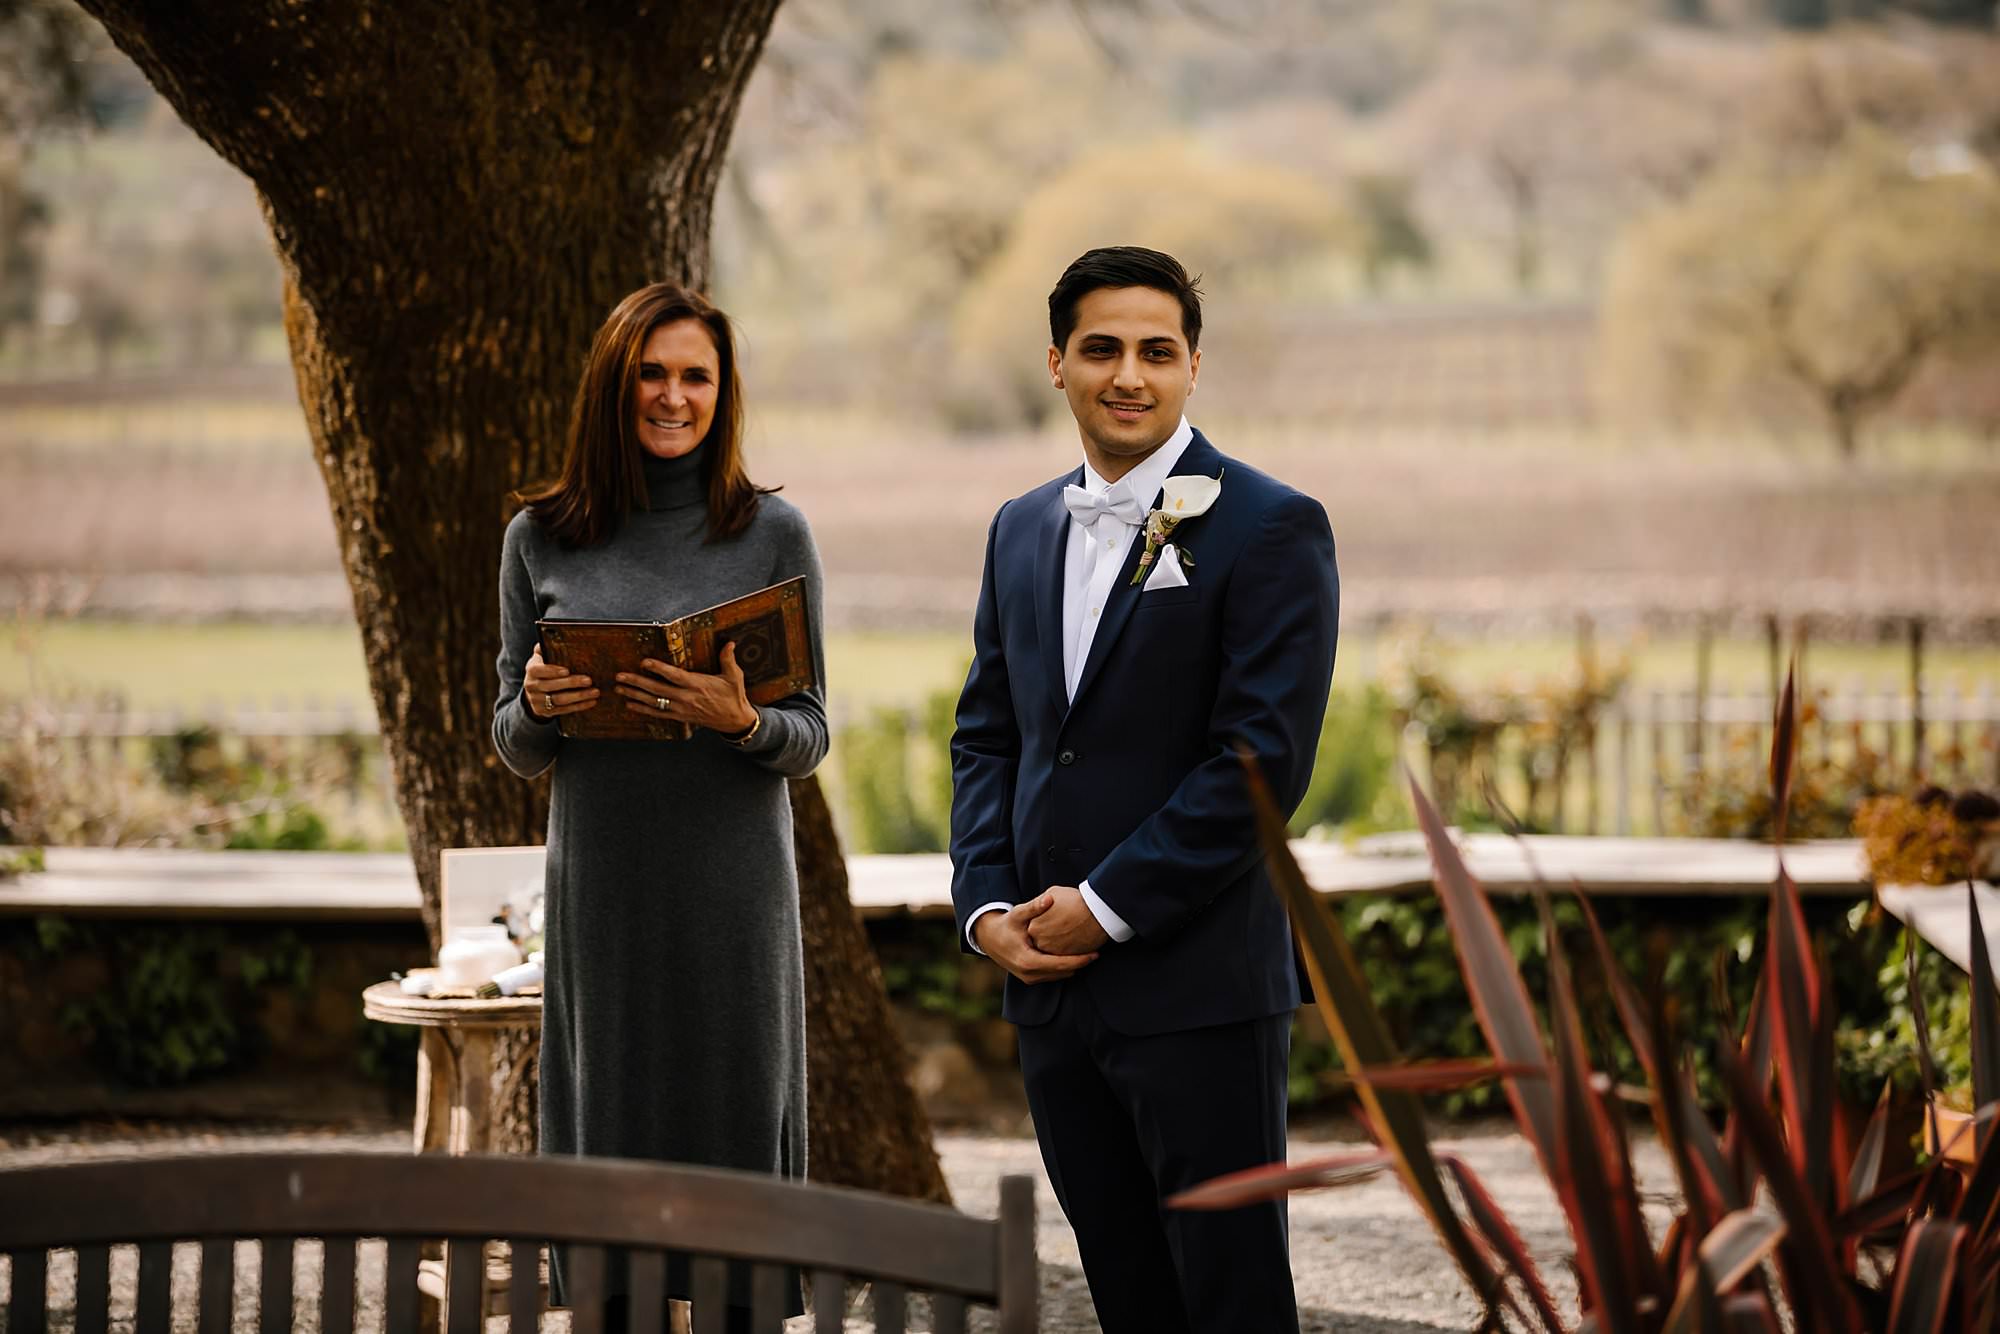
[1079,879,1134,943]
[520,689,558,726]
[966,901,1012,955]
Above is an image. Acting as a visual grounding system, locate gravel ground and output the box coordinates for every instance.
[0,1117,1674,1332]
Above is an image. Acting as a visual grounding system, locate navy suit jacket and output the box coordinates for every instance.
[949,429,1339,1036]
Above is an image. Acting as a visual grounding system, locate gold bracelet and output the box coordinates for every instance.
[723,708,763,747]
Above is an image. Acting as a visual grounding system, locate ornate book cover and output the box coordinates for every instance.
[535,575,814,741]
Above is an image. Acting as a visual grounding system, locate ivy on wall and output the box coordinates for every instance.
[12,916,313,1087]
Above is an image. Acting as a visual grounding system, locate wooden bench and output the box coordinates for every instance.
[0,1152,1037,1333]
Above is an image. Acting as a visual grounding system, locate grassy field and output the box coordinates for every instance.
[4,387,1999,727]
[9,417,2000,615]
[0,621,976,719]
[7,619,1995,722]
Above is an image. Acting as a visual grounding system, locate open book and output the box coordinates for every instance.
[536,575,814,740]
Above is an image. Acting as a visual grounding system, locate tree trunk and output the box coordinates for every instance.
[79,0,950,1199]
[1770,0,1831,27]
[74,0,779,948]
[1830,400,1861,461]
[791,777,952,1204]
[1490,152,1541,295]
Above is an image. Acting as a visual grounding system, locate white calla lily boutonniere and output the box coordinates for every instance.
[1130,470,1223,587]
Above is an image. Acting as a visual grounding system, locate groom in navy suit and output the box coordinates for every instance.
[950,247,1338,1332]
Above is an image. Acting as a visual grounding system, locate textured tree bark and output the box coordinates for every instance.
[790,777,953,1204]
[78,0,951,1199]
[74,0,779,950]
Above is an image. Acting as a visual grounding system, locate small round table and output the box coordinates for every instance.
[361,980,542,1155]
[362,981,544,1329]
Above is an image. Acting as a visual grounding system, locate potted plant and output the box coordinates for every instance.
[1857,785,2000,891]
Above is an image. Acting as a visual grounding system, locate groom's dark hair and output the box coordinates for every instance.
[1048,246,1204,353]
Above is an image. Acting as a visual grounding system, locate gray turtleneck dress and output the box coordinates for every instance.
[492,446,825,1307]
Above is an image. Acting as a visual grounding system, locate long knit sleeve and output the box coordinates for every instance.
[493,512,562,779]
[732,500,830,779]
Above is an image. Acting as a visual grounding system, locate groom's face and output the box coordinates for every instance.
[1048,285,1199,471]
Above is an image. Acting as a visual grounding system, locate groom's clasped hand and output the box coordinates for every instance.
[970,887,1106,984]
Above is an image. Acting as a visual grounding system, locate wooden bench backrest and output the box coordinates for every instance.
[0,1152,1036,1334]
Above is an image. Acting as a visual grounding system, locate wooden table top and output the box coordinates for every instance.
[361,979,541,1029]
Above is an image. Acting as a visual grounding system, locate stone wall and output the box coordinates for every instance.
[0,914,1026,1130]
[0,917,427,1122]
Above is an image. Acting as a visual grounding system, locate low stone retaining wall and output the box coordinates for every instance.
[0,913,1023,1128]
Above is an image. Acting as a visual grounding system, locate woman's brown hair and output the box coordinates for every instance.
[519,284,766,547]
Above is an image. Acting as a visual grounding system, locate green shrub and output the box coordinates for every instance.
[841,685,1404,852]
[0,713,399,851]
[357,1012,421,1086]
[870,919,1003,1022]
[1292,686,1397,835]
[845,888,1963,1119]
[839,707,946,854]
[1286,891,1959,1114]
[1673,696,1897,839]
[224,802,364,851]
[16,916,314,1088]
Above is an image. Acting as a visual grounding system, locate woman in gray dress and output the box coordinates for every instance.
[492,284,826,1330]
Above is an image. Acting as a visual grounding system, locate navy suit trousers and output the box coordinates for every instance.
[1018,982,1299,1334]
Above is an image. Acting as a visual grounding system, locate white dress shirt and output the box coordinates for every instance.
[967,418,1195,954]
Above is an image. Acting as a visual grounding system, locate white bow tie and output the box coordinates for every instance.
[1062,482,1148,528]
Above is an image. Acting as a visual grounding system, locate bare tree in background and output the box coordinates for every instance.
[0,0,97,352]
[1603,133,2000,458]
[69,0,946,1203]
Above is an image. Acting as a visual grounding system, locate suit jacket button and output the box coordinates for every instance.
[1045,845,1059,860]
[1058,749,1077,766]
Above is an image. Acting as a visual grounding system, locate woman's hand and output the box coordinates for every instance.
[615,642,758,735]
[524,643,600,719]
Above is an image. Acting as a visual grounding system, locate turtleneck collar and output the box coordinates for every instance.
[640,444,708,512]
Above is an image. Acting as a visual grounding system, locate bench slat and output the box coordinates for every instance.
[260,1236,294,1334]
[383,1238,420,1334]
[749,1262,787,1332]
[74,1244,110,1334]
[136,1242,174,1334]
[565,1245,604,1334]
[997,1175,1037,1334]
[811,1268,843,1334]
[198,1239,234,1334]
[507,1239,540,1334]
[7,1256,46,1334]
[872,1280,906,1334]
[444,1240,482,1334]
[320,1238,355,1334]
[8,1249,48,1334]
[934,1292,968,1334]
[690,1257,726,1334]
[626,1248,664,1334]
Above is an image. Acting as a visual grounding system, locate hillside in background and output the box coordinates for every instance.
[0,0,1994,439]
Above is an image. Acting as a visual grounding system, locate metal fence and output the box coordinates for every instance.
[17,676,1999,841]
[1406,680,2000,838]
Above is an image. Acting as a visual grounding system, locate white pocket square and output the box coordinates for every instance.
[1143,544,1190,591]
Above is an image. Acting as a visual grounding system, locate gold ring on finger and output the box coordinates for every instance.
[656,696,669,712]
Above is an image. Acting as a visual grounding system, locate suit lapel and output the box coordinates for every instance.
[1032,474,1078,717]
[1067,432,1224,712]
